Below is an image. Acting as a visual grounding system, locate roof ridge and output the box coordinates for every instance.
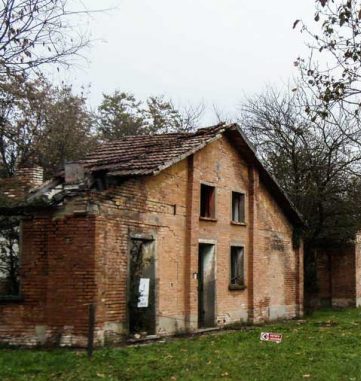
[97,123,228,145]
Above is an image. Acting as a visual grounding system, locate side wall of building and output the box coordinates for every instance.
[189,137,302,325]
[91,159,190,341]
[0,213,97,346]
[253,180,303,321]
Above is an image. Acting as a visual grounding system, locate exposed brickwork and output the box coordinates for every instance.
[0,135,303,346]
[16,166,44,189]
[309,246,358,308]
[0,215,97,346]
[0,166,44,207]
[253,179,302,321]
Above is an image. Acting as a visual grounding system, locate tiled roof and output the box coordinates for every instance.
[78,123,230,176]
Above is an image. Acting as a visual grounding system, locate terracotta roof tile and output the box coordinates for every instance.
[78,123,229,176]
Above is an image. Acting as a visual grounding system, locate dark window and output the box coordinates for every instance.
[232,192,245,223]
[0,219,20,297]
[200,184,215,218]
[230,246,244,287]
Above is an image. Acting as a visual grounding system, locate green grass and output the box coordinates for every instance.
[2,308,361,380]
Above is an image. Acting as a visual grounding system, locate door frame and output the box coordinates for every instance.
[127,232,157,336]
[198,239,217,328]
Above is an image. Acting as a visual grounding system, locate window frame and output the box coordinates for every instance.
[200,183,216,220]
[231,191,246,225]
[229,246,246,291]
[0,219,23,302]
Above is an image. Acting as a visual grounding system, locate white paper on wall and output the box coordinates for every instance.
[137,278,150,308]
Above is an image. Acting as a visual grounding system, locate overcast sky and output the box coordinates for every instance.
[63,0,315,123]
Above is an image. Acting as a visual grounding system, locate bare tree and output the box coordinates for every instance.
[240,86,361,293]
[180,103,205,132]
[212,104,233,124]
[0,0,92,75]
[240,87,361,247]
[294,0,361,126]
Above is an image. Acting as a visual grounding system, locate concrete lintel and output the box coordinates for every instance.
[130,233,154,241]
[198,239,217,245]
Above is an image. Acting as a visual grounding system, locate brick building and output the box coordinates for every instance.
[0,123,304,346]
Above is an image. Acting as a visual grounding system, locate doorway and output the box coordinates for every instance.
[128,238,156,335]
[198,243,216,328]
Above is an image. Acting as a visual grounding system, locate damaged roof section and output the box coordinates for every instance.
[25,124,232,209]
[0,123,304,226]
[78,123,230,176]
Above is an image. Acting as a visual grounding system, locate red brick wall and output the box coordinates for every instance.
[90,163,190,338]
[253,180,302,321]
[189,137,250,326]
[0,217,48,345]
[312,247,356,308]
[45,215,97,345]
[93,216,129,343]
[0,214,97,346]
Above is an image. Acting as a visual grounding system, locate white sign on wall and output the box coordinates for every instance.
[137,278,150,308]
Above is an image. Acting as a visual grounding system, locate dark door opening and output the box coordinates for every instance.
[128,238,156,335]
[198,243,216,328]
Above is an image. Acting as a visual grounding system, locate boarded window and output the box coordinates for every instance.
[232,192,245,223]
[230,246,245,287]
[200,184,215,218]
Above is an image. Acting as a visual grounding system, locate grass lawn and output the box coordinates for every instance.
[1,308,361,381]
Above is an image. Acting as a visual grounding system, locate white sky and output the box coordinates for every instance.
[62,0,315,123]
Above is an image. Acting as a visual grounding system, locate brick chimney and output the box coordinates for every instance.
[16,166,44,188]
